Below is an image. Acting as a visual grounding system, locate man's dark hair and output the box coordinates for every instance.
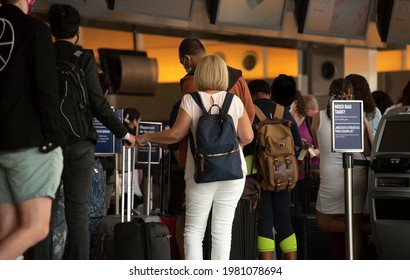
[178,38,206,59]
[247,79,271,96]
[48,4,80,39]
[123,108,141,124]
[271,74,296,106]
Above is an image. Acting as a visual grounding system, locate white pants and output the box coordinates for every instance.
[184,177,245,260]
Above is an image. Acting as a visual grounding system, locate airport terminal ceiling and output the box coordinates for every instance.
[29,0,410,122]
[32,0,407,51]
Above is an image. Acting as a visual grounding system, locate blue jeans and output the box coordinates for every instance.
[62,140,95,260]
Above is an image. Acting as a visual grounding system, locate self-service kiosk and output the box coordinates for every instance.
[368,106,410,259]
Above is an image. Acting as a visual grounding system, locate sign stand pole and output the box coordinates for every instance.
[143,142,152,216]
[332,100,363,260]
[343,152,354,260]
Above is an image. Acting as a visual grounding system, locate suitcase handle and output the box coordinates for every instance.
[143,142,152,215]
[121,146,135,222]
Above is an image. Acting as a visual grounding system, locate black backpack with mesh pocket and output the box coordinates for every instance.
[55,50,91,144]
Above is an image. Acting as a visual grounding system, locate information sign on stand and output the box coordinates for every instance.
[331,99,363,260]
[94,109,123,155]
[137,121,163,164]
[331,100,364,153]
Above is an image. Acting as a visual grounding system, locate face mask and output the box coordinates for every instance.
[28,0,36,14]
[182,56,192,73]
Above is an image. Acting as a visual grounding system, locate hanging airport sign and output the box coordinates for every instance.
[137,121,163,164]
[331,100,364,153]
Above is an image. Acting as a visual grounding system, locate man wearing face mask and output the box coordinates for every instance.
[169,38,255,259]
[46,4,136,260]
[177,37,255,167]
[0,0,64,260]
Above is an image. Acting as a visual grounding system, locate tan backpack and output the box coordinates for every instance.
[253,104,298,192]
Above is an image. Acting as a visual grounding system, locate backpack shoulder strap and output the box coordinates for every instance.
[274,104,284,119]
[56,50,84,70]
[188,91,202,159]
[221,92,234,114]
[254,104,267,121]
[72,50,84,67]
[189,91,207,115]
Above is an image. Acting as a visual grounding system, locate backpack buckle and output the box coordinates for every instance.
[287,177,293,186]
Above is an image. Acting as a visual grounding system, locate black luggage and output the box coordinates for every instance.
[95,148,132,260]
[113,142,171,260]
[203,175,259,260]
[229,198,258,259]
[291,157,332,260]
[114,215,170,260]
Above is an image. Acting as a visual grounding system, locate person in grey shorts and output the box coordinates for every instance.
[0,0,64,260]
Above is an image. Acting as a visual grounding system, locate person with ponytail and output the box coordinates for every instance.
[311,78,372,259]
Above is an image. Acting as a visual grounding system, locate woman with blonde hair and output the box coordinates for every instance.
[303,94,320,118]
[135,55,253,259]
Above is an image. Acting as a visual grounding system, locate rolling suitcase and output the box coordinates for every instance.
[229,198,258,259]
[96,144,164,259]
[114,142,171,260]
[95,148,132,260]
[291,156,332,260]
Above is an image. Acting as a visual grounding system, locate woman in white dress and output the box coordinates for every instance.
[311,78,373,259]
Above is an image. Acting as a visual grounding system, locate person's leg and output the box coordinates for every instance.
[169,169,186,259]
[0,197,52,259]
[184,179,216,260]
[0,147,62,260]
[0,164,18,242]
[272,191,297,260]
[210,178,244,260]
[316,211,364,259]
[279,234,298,260]
[316,211,345,232]
[258,190,275,260]
[353,213,363,259]
[24,183,62,260]
[62,141,94,260]
[0,204,18,243]
[175,213,185,259]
